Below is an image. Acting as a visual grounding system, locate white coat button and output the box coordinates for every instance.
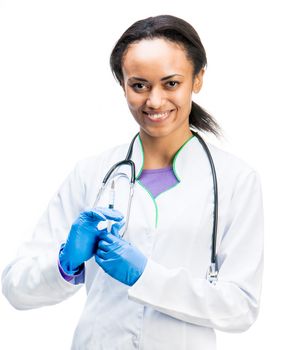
[132,335,138,347]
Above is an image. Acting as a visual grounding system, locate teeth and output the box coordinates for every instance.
[147,111,170,119]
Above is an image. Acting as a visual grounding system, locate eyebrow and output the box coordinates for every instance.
[128,74,184,82]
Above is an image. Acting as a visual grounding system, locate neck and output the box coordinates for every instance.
[140,127,193,169]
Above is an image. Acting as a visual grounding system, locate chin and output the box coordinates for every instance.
[140,127,173,139]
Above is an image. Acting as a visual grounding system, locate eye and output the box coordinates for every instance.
[131,83,147,91]
[166,81,180,88]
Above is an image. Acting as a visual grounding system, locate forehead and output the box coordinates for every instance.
[122,38,193,79]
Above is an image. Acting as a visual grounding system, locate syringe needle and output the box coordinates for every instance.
[107,180,115,232]
[108,180,115,208]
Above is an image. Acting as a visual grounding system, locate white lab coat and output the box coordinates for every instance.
[2,135,264,350]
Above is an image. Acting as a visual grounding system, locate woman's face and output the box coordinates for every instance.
[121,38,204,139]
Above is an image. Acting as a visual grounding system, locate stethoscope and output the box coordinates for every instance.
[93,130,219,283]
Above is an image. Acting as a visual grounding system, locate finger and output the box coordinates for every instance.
[96,248,108,259]
[97,239,112,252]
[95,207,124,221]
[112,219,125,230]
[111,219,125,237]
[82,210,107,222]
[111,225,121,238]
[105,232,120,242]
[98,231,114,243]
[95,254,105,266]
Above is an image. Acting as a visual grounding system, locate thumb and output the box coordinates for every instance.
[111,219,126,237]
[95,207,124,221]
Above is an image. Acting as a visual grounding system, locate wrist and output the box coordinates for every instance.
[59,243,82,275]
[129,255,148,286]
[58,258,85,277]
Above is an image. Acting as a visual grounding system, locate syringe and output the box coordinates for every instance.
[107,180,115,233]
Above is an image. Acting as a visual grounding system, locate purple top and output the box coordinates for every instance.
[137,166,179,197]
[58,166,179,284]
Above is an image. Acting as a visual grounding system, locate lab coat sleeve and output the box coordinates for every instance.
[1,160,86,310]
[128,170,264,332]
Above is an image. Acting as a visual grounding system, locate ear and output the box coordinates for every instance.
[192,68,205,93]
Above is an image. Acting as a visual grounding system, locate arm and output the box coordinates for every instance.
[128,170,264,332]
[1,161,86,310]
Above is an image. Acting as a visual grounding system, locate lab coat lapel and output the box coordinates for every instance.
[156,136,214,244]
[116,134,214,259]
[126,133,214,235]
[116,135,157,251]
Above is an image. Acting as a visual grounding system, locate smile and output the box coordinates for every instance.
[143,110,173,122]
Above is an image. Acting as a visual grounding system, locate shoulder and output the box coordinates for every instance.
[207,142,257,175]
[205,142,262,192]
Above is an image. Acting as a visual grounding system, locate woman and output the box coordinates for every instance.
[2,15,263,349]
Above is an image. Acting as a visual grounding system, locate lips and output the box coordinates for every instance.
[143,109,173,122]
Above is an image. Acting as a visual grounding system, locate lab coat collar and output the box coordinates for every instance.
[130,133,204,181]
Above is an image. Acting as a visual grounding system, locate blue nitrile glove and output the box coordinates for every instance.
[59,207,124,274]
[95,232,147,286]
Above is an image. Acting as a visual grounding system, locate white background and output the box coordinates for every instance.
[0,0,281,348]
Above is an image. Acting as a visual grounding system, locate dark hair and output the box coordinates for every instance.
[110,14,221,137]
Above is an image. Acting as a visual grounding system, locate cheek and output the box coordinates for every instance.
[126,91,144,110]
[174,88,192,108]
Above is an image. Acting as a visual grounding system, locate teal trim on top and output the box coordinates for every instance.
[135,132,194,228]
[136,133,194,181]
[135,135,158,227]
[137,179,159,228]
[172,134,195,181]
[136,134,144,180]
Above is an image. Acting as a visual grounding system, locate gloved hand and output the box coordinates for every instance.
[59,207,124,274]
[95,232,147,286]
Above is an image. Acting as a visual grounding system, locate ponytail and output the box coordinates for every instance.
[190,101,221,137]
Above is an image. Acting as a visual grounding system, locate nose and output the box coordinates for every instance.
[145,87,164,109]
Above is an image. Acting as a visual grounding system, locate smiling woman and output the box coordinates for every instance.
[110,15,221,135]
[122,39,203,161]
[2,14,263,350]
[110,15,221,169]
